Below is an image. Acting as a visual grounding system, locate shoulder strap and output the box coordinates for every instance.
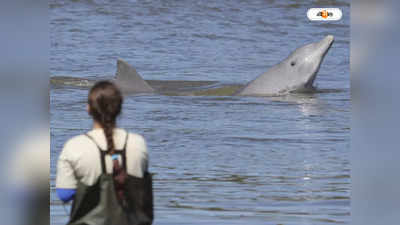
[123,130,129,150]
[121,131,129,172]
[85,133,107,174]
[84,133,103,150]
[84,131,129,174]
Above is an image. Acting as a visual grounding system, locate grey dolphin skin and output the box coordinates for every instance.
[237,35,334,96]
[115,59,155,94]
[51,35,334,97]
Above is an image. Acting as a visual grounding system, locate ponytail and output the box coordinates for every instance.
[87,80,123,154]
[88,81,127,204]
[103,121,116,155]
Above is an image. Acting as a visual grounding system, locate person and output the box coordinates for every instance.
[56,80,153,225]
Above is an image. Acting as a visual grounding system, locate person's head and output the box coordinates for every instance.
[88,81,123,154]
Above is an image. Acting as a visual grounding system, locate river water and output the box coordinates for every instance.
[50,0,350,224]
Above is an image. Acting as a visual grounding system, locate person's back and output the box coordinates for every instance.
[56,81,153,225]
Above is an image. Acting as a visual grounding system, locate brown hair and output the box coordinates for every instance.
[88,80,123,155]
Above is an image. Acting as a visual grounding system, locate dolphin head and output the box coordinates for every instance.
[238,35,334,96]
[285,35,334,90]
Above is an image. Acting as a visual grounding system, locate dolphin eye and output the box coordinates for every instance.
[291,61,296,66]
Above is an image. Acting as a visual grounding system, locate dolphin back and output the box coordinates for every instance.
[115,59,155,93]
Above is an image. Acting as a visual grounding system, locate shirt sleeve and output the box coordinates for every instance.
[56,188,76,202]
[56,141,78,189]
[126,133,149,178]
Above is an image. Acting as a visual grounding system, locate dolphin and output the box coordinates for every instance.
[237,35,334,96]
[51,35,334,97]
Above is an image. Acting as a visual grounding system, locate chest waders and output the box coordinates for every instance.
[67,132,153,225]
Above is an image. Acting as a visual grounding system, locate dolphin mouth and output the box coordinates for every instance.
[304,72,318,89]
[319,35,334,55]
[304,35,334,89]
[320,35,334,53]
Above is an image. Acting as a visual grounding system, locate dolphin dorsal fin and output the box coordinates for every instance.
[115,59,154,93]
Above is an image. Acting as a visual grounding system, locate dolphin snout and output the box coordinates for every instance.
[316,35,334,55]
[325,35,334,43]
[323,35,334,48]
[303,35,334,88]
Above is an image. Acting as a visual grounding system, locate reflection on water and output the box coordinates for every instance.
[50,0,350,224]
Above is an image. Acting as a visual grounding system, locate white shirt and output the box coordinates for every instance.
[56,128,148,189]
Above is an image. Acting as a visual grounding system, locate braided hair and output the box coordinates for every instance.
[88,81,128,204]
[88,81,122,155]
